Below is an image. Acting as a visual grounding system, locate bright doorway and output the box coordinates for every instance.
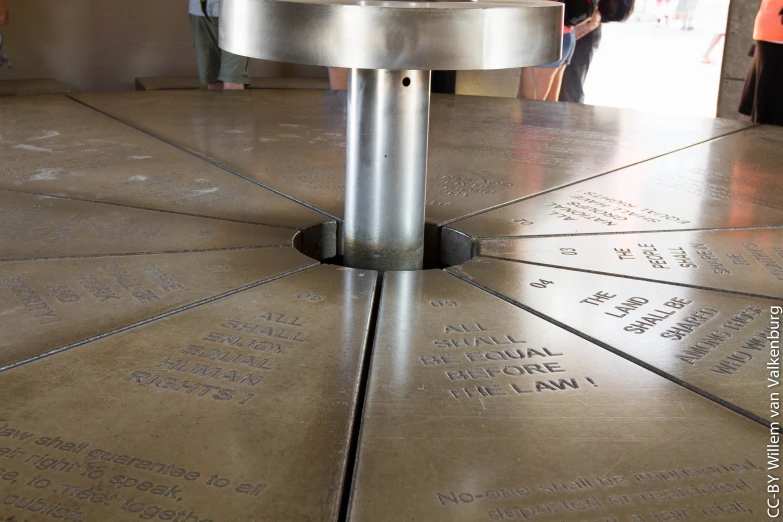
[584,0,731,118]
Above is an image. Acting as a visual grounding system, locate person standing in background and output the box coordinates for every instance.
[560,0,635,104]
[739,0,783,125]
[559,11,602,103]
[519,25,576,100]
[656,0,672,25]
[674,0,697,30]
[189,0,250,90]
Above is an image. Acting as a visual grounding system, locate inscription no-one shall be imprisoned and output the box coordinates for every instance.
[434,460,762,521]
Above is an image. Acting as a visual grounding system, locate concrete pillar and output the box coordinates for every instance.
[717,0,757,120]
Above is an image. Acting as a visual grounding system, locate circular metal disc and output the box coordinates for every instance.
[219,0,563,70]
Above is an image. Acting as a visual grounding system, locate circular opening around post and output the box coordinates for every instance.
[402,77,411,87]
[295,222,471,270]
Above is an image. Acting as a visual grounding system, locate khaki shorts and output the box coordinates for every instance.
[190,14,250,85]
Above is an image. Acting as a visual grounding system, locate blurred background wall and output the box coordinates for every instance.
[0,0,761,118]
[0,0,326,92]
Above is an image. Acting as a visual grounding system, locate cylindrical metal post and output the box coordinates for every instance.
[344,68,431,271]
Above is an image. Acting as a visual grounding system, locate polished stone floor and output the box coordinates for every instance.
[0,91,781,521]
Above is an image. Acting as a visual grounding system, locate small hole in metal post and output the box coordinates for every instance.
[402,77,411,87]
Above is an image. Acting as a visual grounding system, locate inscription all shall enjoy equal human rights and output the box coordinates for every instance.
[0,266,376,521]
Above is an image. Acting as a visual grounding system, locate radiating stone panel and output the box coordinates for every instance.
[447,125,783,240]
[0,265,376,521]
[72,90,750,223]
[0,191,297,260]
[0,95,329,229]
[450,257,781,423]
[478,228,783,299]
[349,270,768,521]
[0,247,315,370]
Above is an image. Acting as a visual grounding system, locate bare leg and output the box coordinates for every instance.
[329,67,349,91]
[545,65,567,101]
[702,33,724,63]
[682,11,694,29]
[519,67,536,99]
[519,67,558,100]
[223,82,245,90]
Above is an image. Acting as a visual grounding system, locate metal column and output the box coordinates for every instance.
[219,0,563,271]
[344,69,431,271]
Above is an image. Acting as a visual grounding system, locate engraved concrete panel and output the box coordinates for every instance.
[0,96,329,230]
[0,264,376,521]
[0,247,315,370]
[350,270,768,521]
[72,90,749,222]
[450,257,781,423]
[447,125,783,240]
[0,191,297,260]
[478,228,783,299]
[73,90,348,218]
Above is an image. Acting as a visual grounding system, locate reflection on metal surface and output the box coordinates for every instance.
[220,0,562,70]
[0,248,316,370]
[0,191,298,261]
[0,95,330,229]
[72,91,750,224]
[0,265,376,521]
[344,69,430,271]
[350,269,767,521]
[450,257,781,423]
[448,125,783,239]
[478,228,783,299]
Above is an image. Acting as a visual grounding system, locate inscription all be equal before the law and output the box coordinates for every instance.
[421,301,598,400]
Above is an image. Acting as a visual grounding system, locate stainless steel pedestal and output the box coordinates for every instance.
[219,0,562,270]
[345,69,430,270]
